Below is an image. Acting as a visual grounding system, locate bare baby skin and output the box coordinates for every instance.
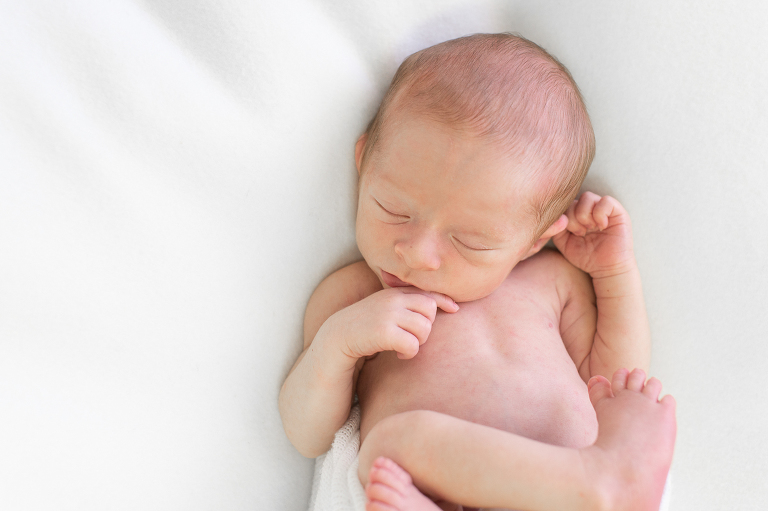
[280,34,675,511]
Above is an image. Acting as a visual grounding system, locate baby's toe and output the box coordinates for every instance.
[369,461,410,492]
[366,481,403,508]
[611,368,630,393]
[626,368,646,392]
[588,375,613,408]
[660,394,677,411]
[373,457,413,485]
[642,377,662,401]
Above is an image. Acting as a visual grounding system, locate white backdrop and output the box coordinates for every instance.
[1,1,766,509]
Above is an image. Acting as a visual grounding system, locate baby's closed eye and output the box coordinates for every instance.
[374,198,409,218]
[451,235,494,252]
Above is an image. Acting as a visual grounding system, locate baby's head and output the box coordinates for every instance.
[355,33,595,302]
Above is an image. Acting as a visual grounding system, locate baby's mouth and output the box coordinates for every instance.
[381,270,411,288]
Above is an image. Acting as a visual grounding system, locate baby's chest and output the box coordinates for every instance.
[358,267,598,447]
[427,281,567,360]
[364,286,578,408]
[359,294,595,444]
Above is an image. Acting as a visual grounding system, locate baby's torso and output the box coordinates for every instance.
[357,255,598,449]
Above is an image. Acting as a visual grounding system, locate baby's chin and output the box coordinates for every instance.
[448,289,493,304]
[407,283,493,305]
[437,279,507,304]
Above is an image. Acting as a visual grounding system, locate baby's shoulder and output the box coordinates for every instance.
[517,248,594,298]
[321,260,382,301]
[302,261,382,347]
[519,247,576,274]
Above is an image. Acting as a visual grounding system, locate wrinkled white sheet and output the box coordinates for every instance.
[1,1,767,509]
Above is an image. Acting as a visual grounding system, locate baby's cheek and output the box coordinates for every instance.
[356,224,386,267]
[355,213,374,250]
[443,269,493,303]
[463,266,513,302]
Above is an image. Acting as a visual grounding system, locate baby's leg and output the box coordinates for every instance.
[360,409,593,511]
[359,369,676,511]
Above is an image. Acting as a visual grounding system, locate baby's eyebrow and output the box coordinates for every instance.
[376,173,411,196]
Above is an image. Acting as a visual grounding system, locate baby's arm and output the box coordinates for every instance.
[279,262,379,457]
[554,193,651,381]
[279,261,459,457]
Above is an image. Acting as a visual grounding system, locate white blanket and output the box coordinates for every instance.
[3,1,768,509]
[308,406,366,511]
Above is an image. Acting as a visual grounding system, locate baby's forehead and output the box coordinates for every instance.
[378,110,557,184]
[368,126,544,231]
[369,34,589,182]
[381,82,572,176]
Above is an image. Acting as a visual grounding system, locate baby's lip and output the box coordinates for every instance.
[381,270,411,288]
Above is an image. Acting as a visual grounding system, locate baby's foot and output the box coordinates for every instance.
[584,368,677,511]
[365,457,444,511]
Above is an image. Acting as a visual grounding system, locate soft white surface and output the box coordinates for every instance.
[308,405,365,511]
[1,1,766,509]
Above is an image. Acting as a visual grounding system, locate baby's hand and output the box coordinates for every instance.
[324,287,459,361]
[552,192,636,278]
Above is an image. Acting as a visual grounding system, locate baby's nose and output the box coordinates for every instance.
[395,233,441,271]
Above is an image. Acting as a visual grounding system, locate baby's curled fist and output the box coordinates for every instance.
[320,287,459,361]
[552,192,636,279]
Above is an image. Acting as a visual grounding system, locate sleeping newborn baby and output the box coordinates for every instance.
[280,33,676,511]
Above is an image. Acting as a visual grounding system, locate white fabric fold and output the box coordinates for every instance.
[308,405,366,511]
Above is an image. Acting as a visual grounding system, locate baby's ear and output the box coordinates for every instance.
[523,214,568,259]
[355,133,368,175]
[542,214,568,239]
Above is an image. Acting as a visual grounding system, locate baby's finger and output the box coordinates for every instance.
[592,195,619,230]
[396,290,437,322]
[399,287,459,314]
[574,192,601,229]
[425,290,460,313]
[592,195,618,230]
[562,200,584,235]
[389,329,420,359]
[397,309,433,346]
[550,227,571,254]
[591,196,614,230]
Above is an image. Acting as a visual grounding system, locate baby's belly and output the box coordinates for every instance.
[356,293,598,449]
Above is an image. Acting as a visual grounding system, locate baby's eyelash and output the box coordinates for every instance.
[374,199,407,218]
[453,236,493,251]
